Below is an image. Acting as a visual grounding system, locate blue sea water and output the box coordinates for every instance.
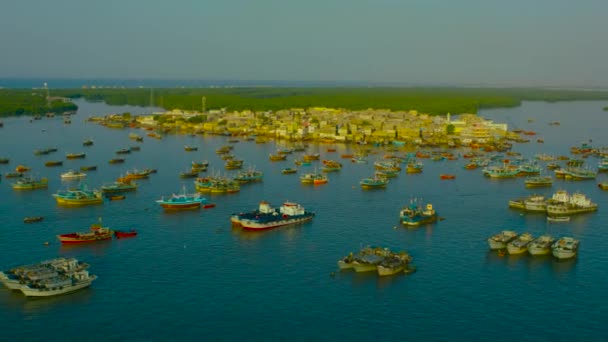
[1,99,608,341]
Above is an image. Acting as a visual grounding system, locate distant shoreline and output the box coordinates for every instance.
[2,86,608,117]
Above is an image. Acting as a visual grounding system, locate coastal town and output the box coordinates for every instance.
[90,106,514,149]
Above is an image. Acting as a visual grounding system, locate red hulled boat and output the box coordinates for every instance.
[114,230,138,238]
[57,222,113,244]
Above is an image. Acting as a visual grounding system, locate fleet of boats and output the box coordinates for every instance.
[488,231,579,259]
[337,246,415,276]
[0,257,96,297]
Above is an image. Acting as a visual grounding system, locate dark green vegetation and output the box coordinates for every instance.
[4,87,608,117]
[0,89,77,117]
[603,106,608,111]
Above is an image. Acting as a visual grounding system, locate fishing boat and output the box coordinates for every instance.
[524,175,553,187]
[82,138,94,146]
[60,170,87,180]
[488,230,518,250]
[116,148,131,154]
[101,180,137,193]
[156,188,206,210]
[19,268,97,297]
[551,237,579,259]
[546,191,597,216]
[528,235,556,256]
[4,172,23,178]
[282,167,297,174]
[57,220,113,244]
[23,216,44,223]
[399,200,438,226]
[377,252,414,276]
[80,165,97,171]
[114,230,137,238]
[15,165,30,173]
[52,185,103,206]
[66,152,86,159]
[12,176,48,190]
[598,182,608,190]
[506,232,534,255]
[179,170,199,178]
[269,153,287,161]
[236,201,315,230]
[108,194,126,201]
[360,176,388,189]
[184,145,198,151]
[440,174,456,180]
[44,160,63,167]
[0,158,9,164]
[302,153,320,161]
[108,158,125,164]
[225,159,244,170]
[234,168,263,183]
[313,173,328,185]
[547,216,570,223]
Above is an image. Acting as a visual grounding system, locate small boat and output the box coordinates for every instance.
[12,176,48,190]
[179,170,199,178]
[53,185,103,206]
[108,158,126,164]
[114,230,137,238]
[116,148,131,154]
[61,170,87,180]
[15,165,30,173]
[203,203,216,209]
[525,175,553,187]
[80,165,97,171]
[488,230,518,250]
[82,139,94,146]
[528,235,555,256]
[269,153,287,161]
[184,145,198,151]
[66,152,86,159]
[5,172,23,178]
[506,232,534,255]
[157,187,207,210]
[109,195,126,201]
[282,167,297,174]
[360,176,388,189]
[440,174,456,180]
[547,216,570,223]
[551,237,579,259]
[0,158,9,164]
[23,216,44,223]
[45,160,63,167]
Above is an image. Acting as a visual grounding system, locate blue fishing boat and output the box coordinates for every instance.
[360,176,388,189]
[53,184,103,206]
[399,200,438,226]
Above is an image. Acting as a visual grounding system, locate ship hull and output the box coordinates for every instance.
[528,246,551,256]
[58,235,112,244]
[20,278,96,297]
[377,265,405,276]
[552,250,576,260]
[240,215,314,230]
[159,203,201,210]
[54,198,103,206]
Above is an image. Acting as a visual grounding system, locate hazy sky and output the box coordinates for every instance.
[1,0,607,87]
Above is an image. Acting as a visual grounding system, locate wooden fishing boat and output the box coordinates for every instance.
[45,160,63,167]
[440,174,456,180]
[282,167,297,174]
[109,158,125,164]
[23,216,44,223]
[66,152,86,159]
[109,195,126,201]
[114,229,137,238]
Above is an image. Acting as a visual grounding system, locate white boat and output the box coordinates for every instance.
[487,230,518,250]
[524,195,547,212]
[20,270,97,297]
[547,216,570,223]
[506,232,534,254]
[1,258,90,292]
[528,235,555,256]
[551,237,579,259]
[546,191,597,216]
[60,170,87,180]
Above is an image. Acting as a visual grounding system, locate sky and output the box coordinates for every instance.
[1,0,607,87]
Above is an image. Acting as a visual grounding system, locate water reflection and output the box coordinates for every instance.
[231,223,305,242]
[1,287,94,316]
[59,239,113,257]
[484,249,577,276]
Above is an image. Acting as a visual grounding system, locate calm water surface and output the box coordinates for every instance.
[1,100,607,340]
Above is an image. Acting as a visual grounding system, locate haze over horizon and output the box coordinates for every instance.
[2,0,607,88]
